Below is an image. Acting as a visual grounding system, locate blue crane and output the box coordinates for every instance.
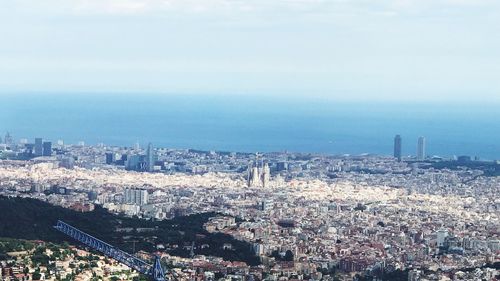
[53,220,166,281]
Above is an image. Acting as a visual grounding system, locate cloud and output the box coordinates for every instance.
[6,0,499,16]
[74,0,151,14]
[1,0,499,99]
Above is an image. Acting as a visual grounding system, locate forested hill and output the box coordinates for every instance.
[0,196,260,265]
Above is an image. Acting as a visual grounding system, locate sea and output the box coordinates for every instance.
[1,93,499,160]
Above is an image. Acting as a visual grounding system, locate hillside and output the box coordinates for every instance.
[0,196,260,265]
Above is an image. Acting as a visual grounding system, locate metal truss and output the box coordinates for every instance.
[53,220,166,281]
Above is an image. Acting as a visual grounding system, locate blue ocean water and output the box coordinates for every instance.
[1,94,499,160]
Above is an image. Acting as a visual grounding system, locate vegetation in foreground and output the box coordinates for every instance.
[0,196,260,266]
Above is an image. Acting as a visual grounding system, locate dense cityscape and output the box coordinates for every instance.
[0,132,498,281]
[3,0,500,280]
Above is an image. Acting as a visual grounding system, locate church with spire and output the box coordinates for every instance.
[247,154,271,188]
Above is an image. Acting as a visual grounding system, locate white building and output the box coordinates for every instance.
[123,188,149,206]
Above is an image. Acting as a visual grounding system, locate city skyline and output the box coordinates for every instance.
[1,1,499,280]
[2,94,498,160]
[2,133,493,161]
[1,127,498,281]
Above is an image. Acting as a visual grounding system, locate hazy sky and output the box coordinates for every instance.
[1,0,499,102]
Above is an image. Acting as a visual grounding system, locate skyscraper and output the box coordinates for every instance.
[3,132,13,145]
[105,152,115,164]
[146,142,154,172]
[394,135,402,162]
[126,154,141,171]
[417,136,426,161]
[34,138,43,156]
[42,141,52,156]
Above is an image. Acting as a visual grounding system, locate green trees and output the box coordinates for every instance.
[32,269,42,280]
[0,238,35,253]
[0,196,260,265]
[31,253,50,266]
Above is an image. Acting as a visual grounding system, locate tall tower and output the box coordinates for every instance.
[43,141,52,156]
[251,165,260,187]
[146,142,154,172]
[4,132,13,145]
[248,153,260,187]
[261,162,270,188]
[394,135,402,162]
[247,162,253,187]
[34,138,43,156]
[417,136,426,161]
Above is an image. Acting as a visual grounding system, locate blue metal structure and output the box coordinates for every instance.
[53,220,166,281]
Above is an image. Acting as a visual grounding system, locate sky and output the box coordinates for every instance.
[1,0,499,102]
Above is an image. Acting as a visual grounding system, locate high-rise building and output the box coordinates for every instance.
[115,154,127,166]
[417,136,426,161]
[43,141,52,156]
[105,152,115,164]
[25,143,34,155]
[124,188,149,206]
[146,142,154,172]
[394,135,402,161]
[276,161,288,171]
[3,132,13,145]
[126,155,141,171]
[34,138,43,156]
